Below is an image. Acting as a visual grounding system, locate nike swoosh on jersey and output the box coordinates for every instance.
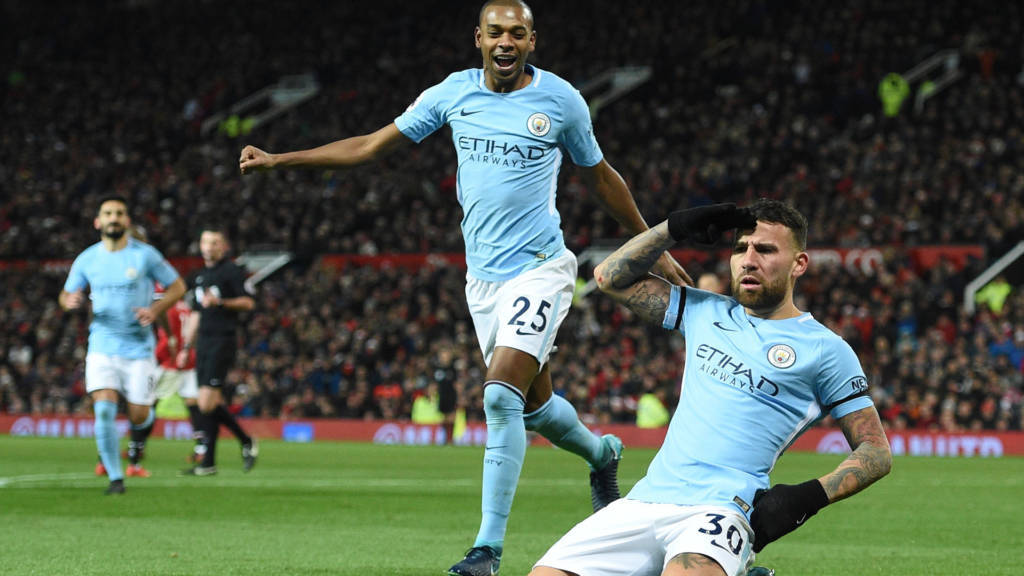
[515,328,537,336]
[709,539,733,554]
[460,109,481,116]
[713,321,737,332]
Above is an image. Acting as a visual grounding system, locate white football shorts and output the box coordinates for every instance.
[85,353,158,406]
[535,499,756,576]
[153,368,199,400]
[465,251,576,367]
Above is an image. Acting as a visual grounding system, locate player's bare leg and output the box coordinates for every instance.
[125,402,155,478]
[451,348,621,576]
[529,567,578,576]
[449,346,536,576]
[663,553,727,576]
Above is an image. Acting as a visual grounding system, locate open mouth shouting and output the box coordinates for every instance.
[492,52,518,73]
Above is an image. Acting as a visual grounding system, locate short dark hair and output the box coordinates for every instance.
[199,223,230,238]
[747,198,808,251]
[96,195,129,215]
[479,0,534,28]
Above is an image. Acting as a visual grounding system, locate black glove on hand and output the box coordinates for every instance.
[750,479,829,552]
[666,203,757,244]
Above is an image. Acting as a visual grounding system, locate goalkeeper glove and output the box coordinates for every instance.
[750,479,829,552]
[666,203,756,245]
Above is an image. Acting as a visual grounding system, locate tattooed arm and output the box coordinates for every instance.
[593,221,678,327]
[818,406,893,502]
[750,405,892,552]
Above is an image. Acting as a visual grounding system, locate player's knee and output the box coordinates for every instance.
[482,382,525,420]
[663,553,726,576]
[93,400,117,420]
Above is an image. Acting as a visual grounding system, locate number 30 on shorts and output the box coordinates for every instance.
[507,296,552,335]
[698,513,744,555]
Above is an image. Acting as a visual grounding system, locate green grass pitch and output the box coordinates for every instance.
[1,436,1022,575]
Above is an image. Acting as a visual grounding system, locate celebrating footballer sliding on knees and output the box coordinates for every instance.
[529,199,892,576]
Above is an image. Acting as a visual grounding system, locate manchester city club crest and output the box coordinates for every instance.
[527,112,551,136]
[767,344,796,368]
[125,268,138,280]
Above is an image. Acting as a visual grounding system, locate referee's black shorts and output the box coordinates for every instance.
[195,336,237,389]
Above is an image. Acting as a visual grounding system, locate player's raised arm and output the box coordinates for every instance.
[239,123,412,174]
[580,160,691,286]
[593,223,676,327]
[595,203,756,326]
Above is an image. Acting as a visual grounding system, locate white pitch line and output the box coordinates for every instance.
[0,472,95,487]
[0,474,587,490]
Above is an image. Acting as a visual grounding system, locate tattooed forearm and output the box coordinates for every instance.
[593,222,677,327]
[603,256,658,290]
[597,224,677,289]
[821,407,893,502]
[623,279,671,325]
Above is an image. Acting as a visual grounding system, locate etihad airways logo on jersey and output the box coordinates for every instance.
[695,343,781,396]
[93,281,140,296]
[457,136,546,168]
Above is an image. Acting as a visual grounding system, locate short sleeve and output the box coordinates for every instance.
[676,286,733,338]
[558,89,603,167]
[662,285,684,332]
[816,339,874,419]
[394,82,449,144]
[230,264,253,297]
[146,246,180,288]
[63,253,88,293]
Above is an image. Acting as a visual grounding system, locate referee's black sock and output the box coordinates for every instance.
[187,404,205,457]
[199,410,219,468]
[214,404,251,446]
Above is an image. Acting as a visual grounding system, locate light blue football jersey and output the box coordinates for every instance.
[395,65,603,281]
[64,238,180,358]
[627,286,874,517]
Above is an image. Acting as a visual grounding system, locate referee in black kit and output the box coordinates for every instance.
[179,224,258,476]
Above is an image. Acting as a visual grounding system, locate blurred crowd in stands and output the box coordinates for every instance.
[2,256,1021,432]
[2,0,1022,431]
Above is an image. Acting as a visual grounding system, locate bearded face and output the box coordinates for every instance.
[729,221,807,318]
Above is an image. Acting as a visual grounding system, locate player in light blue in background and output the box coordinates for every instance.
[238,1,689,573]
[60,195,185,494]
[532,199,892,576]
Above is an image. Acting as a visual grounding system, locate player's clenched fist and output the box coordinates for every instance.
[239,145,274,174]
[750,479,830,552]
[63,290,85,310]
[667,203,756,245]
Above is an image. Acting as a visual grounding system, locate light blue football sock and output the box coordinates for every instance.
[473,382,526,554]
[94,400,123,481]
[524,394,607,469]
